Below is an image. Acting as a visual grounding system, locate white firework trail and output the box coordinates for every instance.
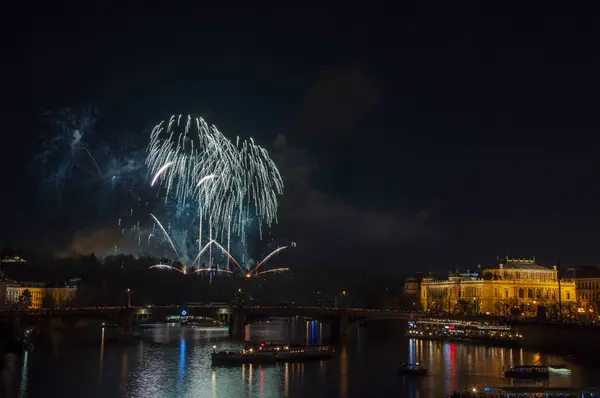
[190,240,216,268]
[196,174,219,186]
[150,161,175,186]
[149,264,186,274]
[192,268,233,275]
[149,213,181,261]
[255,268,290,276]
[209,240,245,274]
[250,243,296,274]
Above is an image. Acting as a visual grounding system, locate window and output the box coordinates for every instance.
[543,289,548,299]
[566,291,571,300]
[528,289,533,298]
[552,289,556,299]
[518,288,524,298]
[536,289,541,298]
[504,289,509,298]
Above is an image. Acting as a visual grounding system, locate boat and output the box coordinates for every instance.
[484,386,600,396]
[548,363,572,374]
[504,365,549,379]
[181,318,225,327]
[398,362,427,376]
[406,318,523,346]
[211,343,334,365]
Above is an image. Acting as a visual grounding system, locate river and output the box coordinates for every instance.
[1,319,598,397]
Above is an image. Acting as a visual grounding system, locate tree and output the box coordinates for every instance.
[482,271,494,280]
[41,292,56,309]
[18,289,32,308]
[70,285,102,307]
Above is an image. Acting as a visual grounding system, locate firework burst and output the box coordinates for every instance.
[146,115,284,267]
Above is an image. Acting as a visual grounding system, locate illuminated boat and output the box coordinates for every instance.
[211,343,334,365]
[406,318,523,346]
[484,386,600,396]
[398,362,427,376]
[504,365,549,379]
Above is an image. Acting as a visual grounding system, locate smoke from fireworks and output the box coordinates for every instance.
[36,107,100,190]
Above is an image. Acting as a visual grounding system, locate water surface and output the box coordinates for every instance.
[3,320,598,397]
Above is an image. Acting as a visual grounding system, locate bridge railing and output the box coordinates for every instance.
[0,305,423,315]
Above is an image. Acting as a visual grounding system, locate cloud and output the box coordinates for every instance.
[303,66,382,136]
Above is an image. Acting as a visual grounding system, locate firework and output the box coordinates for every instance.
[250,242,296,275]
[146,115,239,208]
[146,115,284,268]
[255,268,290,276]
[149,263,187,274]
[149,213,181,260]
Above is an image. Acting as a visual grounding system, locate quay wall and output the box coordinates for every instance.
[515,322,600,361]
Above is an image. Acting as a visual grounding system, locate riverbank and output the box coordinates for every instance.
[516,322,600,365]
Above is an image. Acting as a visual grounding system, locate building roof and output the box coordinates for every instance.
[502,258,549,270]
[404,273,425,282]
[503,261,550,271]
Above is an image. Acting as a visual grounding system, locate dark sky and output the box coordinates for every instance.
[5,2,600,272]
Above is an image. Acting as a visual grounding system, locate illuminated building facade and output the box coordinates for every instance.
[0,255,26,263]
[421,257,576,316]
[5,281,78,309]
[568,266,600,314]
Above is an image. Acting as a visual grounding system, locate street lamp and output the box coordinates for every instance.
[126,288,131,308]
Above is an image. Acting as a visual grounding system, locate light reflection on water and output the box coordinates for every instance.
[4,320,599,397]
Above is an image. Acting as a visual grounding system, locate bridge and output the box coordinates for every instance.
[0,305,423,340]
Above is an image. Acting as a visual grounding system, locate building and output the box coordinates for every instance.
[403,274,426,310]
[0,280,7,308]
[0,255,26,263]
[403,274,423,296]
[421,257,576,317]
[568,266,600,312]
[5,280,78,309]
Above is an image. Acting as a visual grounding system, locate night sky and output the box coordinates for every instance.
[5,3,600,272]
